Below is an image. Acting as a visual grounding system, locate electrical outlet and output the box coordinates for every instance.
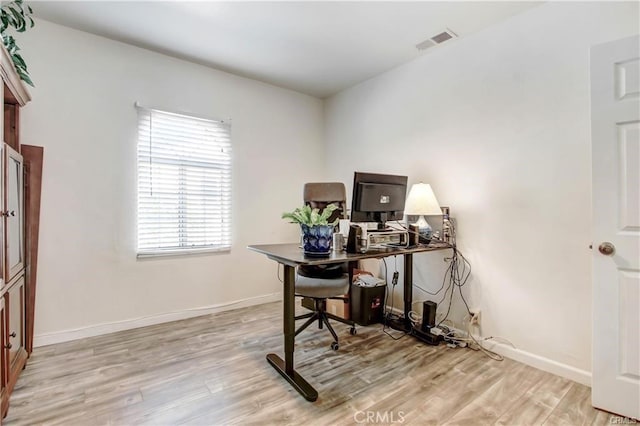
[469,309,481,325]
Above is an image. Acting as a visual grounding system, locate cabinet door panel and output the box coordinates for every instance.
[4,145,23,282]
[0,296,5,390]
[0,144,3,285]
[6,277,23,367]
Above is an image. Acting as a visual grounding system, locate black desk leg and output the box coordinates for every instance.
[403,253,413,331]
[266,263,318,402]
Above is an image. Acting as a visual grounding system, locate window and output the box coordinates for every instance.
[136,106,232,256]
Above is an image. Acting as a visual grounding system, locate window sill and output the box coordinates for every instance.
[137,246,231,259]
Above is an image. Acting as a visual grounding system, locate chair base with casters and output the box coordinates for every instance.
[295,275,356,350]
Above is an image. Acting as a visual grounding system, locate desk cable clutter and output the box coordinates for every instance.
[380,211,506,360]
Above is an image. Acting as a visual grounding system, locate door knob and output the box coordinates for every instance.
[9,332,16,338]
[598,242,615,256]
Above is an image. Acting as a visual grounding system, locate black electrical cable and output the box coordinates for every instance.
[378,219,472,337]
[427,221,472,327]
[437,276,456,327]
[414,271,448,296]
[384,258,397,320]
[381,257,390,317]
[381,256,406,340]
[436,260,455,305]
[455,251,472,315]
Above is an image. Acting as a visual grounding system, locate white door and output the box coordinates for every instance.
[591,34,640,419]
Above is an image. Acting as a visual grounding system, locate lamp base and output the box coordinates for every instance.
[414,215,433,244]
[418,233,431,245]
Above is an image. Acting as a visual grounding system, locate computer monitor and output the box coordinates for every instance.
[350,172,408,229]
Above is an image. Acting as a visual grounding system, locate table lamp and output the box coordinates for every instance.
[404,183,442,242]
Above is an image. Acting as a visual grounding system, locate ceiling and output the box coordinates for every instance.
[33,1,541,98]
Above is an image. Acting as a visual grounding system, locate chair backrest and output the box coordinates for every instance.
[299,182,348,278]
[303,182,347,223]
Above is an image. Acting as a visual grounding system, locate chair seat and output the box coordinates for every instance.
[295,274,350,298]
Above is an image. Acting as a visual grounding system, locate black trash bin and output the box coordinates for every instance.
[351,283,386,326]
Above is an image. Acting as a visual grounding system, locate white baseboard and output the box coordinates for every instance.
[384,305,592,387]
[485,341,592,387]
[34,292,281,348]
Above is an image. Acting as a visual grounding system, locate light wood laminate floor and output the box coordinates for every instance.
[5,302,614,425]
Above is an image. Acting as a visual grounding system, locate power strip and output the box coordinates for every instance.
[411,326,443,345]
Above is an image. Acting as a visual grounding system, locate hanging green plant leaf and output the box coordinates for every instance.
[14,65,31,86]
[0,16,9,33]
[12,52,26,69]
[0,0,35,86]
[9,8,24,31]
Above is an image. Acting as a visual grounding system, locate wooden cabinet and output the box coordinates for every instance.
[0,144,29,418]
[0,44,42,419]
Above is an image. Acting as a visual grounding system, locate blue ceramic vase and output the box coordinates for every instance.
[301,224,333,256]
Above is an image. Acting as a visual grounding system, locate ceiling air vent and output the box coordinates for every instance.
[415,28,458,51]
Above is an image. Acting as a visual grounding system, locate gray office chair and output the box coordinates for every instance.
[295,182,357,350]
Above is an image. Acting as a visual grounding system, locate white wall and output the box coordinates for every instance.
[324,1,639,378]
[18,20,325,343]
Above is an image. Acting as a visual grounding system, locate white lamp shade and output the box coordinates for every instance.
[404,183,442,216]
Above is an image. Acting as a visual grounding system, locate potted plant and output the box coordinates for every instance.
[282,204,339,256]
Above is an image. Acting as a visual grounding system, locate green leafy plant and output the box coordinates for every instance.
[1,0,35,86]
[282,204,339,227]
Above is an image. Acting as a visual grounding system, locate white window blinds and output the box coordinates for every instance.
[137,107,232,256]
